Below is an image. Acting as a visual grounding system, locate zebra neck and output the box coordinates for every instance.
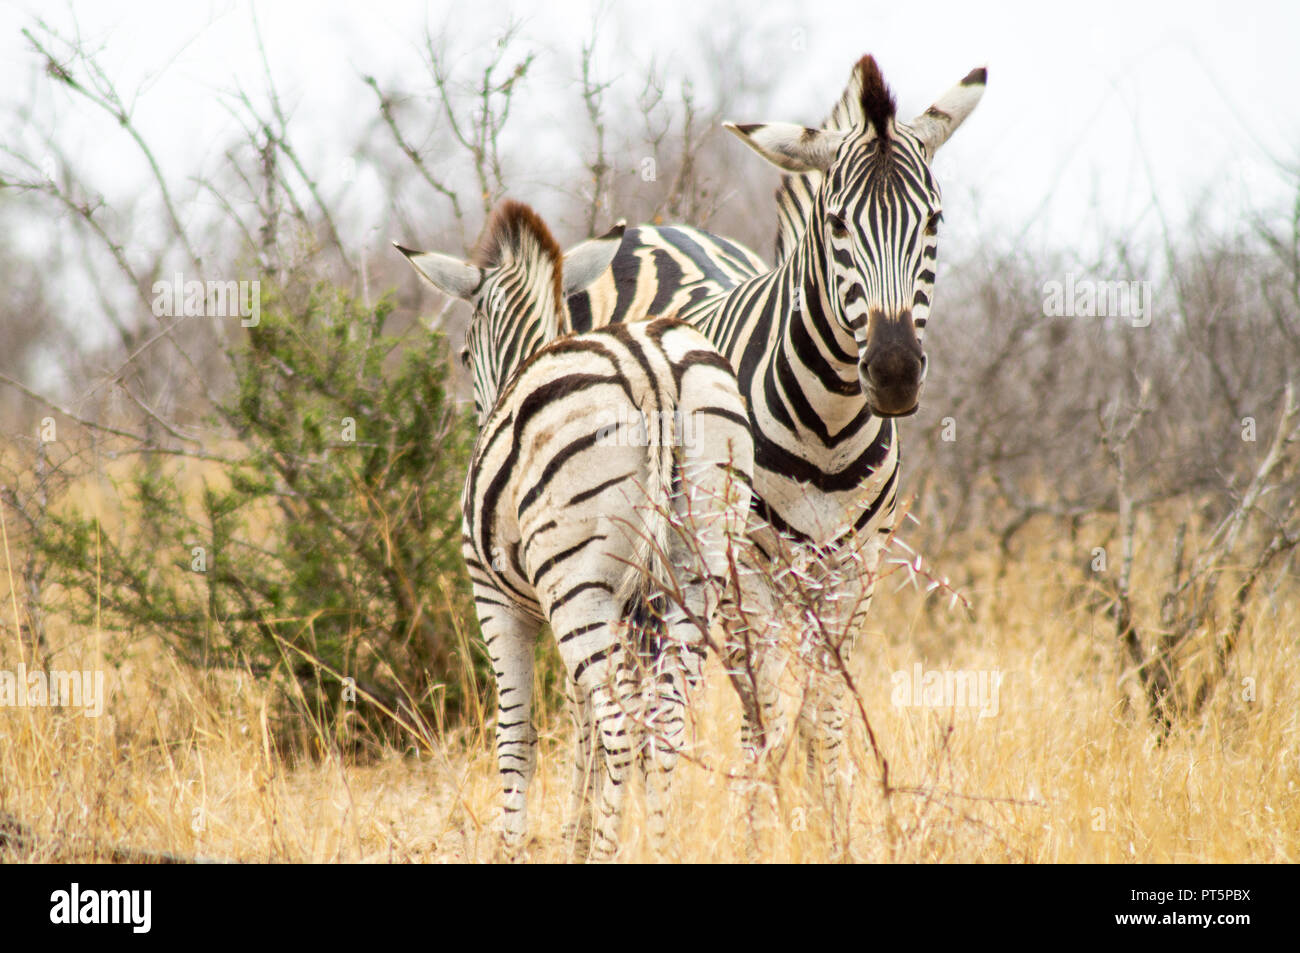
[757,235,877,445]
[485,318,555,410]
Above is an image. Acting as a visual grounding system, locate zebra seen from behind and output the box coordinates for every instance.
[566,56,986,801]
[397,201,754,860]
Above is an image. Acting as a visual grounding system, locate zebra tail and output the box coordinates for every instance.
[615,398,677,654]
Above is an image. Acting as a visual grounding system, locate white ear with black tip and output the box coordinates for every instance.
[907,66,987,157]
[393,243,482,300]
[723,122,847,173]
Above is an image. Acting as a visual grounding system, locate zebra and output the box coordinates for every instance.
[396,200,754,860]
[566,56,986,800]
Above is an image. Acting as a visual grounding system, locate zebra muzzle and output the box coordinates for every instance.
[860,320,925,417]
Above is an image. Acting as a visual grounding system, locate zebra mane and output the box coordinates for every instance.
[772,54,894,263]
[473,199,565,312]
[856,55,897,143]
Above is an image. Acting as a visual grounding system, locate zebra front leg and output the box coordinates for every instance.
[484,610,540,862]
[728,637,785,764]
[716,589,787,860]
[801,568,874,853]
[806,664,852,846]
[724,561,786,765]
[790,639,852,859]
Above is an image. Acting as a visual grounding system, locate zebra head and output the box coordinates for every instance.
[396,200,625,422]
[725,56,985,417]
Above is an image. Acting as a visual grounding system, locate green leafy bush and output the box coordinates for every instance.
[36,282,481,750]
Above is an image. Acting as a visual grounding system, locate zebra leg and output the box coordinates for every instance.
[641,638,705,857]
[584,654,640,862]
[725,556,785,764]
[562,677,597,860]
[796,647,825,774]
[675,466,779,855]
[729,634,784,763]
[804,546,880,850]
[640,474,722,854]
[672,356,768,761]
[721,607,783,861]
[550,587,640,863]
[483,609,540,861]
[810,659,852,839]
[789,630,852,856]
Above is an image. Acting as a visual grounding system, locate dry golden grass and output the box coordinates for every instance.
[1,519,1296,863]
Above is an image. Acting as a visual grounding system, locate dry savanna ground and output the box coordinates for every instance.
[2,501,1295,865]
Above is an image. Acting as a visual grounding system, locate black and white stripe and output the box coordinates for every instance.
[567,57,986,783]
[398,201,754,860]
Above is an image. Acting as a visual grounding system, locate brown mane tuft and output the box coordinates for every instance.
[472,199,564,311]
[855,55,897,142]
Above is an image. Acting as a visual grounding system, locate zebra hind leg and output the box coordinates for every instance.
[483,611,540,862]
[551,583,644,862]
[562,680,598,861]
[640,636,705,859]
[585,655,639,863]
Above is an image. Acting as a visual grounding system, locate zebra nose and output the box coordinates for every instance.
[864,351,923,409]
[861,315,924,416]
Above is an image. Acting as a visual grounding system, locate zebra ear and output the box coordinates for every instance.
[393,244,482,301]
[908,66,987,157]
[723,122,846,173]
[561,222,625,296]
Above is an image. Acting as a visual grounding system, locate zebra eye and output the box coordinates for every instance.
[926,211,943,236]
[459,347,471,369]
[827,212,849,237]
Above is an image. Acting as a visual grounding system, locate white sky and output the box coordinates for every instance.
[3,0,1298,261]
